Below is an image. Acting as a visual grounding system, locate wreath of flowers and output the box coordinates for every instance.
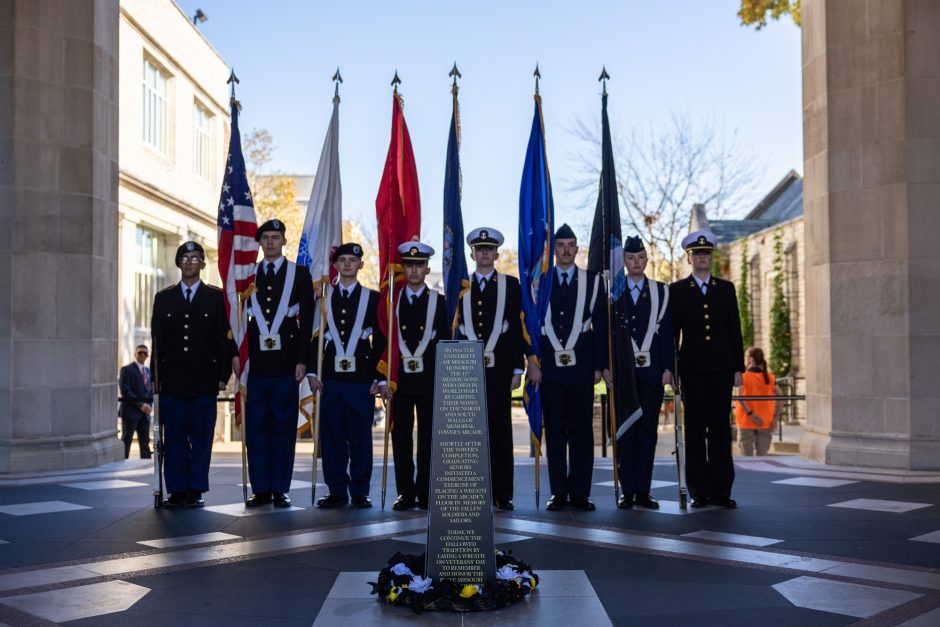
[369,549,539,612]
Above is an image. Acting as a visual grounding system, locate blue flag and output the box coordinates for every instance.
[442,86,469,336]
[519,96,555,454]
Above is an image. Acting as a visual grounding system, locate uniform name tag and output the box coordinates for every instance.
[483,352,496,368]
[555,350,576,367]
[405,357,424,373]
[335,356,357,373]
[634,350,651,368]
[259,334,281,352]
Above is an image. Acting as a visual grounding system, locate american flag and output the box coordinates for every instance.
[217,100,258,416]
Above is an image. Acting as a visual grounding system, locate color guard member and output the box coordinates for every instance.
[245,219,315,508]
[151,241,237,507]
[308,243,387,508]
[457,227,530,511]
[527,224,607,512]
[670,230,744,508]
[390,241,449,511]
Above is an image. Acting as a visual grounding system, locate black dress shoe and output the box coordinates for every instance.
[545,495,566,511]
[187,491,205,508]
[246,493,272,508]
[634,494,660,510]
[493,499,515,511]
[690,496,710,508]
[273,493,291,508]
[164,492,188,507]
[569,496,596,511]
[711,496,737,508]
[392,495,416,511]
[316,494,349,508]
[351,495,372,509]
[617,493,634,509]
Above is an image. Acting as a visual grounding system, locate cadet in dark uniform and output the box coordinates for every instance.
[151,241,236,507]
[245,219,315,508]
[670,230,744,508]
[617,236,674,510]
[457,227,530,511]
[308,243,387,509]
[390,241,449,511]
[527,224,607,512]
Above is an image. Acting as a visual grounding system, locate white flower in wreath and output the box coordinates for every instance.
[390,563,414,577]
[496,565,520,580]
[409,575,433,594]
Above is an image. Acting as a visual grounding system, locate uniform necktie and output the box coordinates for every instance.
[342,288,350,301]
[266,262,275,279]
[409,293,416,305]
[561,272,569,287]
[479,277,487,292]
[185,287,192,303]
[631,284,640,304]
[701,282,708,296]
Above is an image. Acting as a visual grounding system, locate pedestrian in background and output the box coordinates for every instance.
[119,344,153,459]
[735,347,782,456]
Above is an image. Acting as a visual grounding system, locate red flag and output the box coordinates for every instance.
[375,93,421,391]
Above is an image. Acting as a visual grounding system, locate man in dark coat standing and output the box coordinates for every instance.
[617,236,674,510]
[457,227,531,511]
[526,224,607,512]
[389,241,449,511]
[119,344,153,459]
[244,219,315,508]
[670,230,744,508]
[151,241,237,507]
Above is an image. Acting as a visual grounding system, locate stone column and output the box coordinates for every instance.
[801,0,940,469]
[0,0,123,472]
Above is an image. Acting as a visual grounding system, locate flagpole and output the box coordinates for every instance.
[380,71,402,511]
[381,265,394,510]
[237,292,249,505]
[312,282,327,504]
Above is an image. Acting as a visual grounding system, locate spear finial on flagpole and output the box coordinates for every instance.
[533,63,541,96]
[228,68,241,111]
[332,67,343,102]
[599,66,610,96]
[391,70,401,95]
[449,62,462,92]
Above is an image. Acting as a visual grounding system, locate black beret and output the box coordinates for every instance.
[255,218,286,241]
[331,242,364,262]
[623,236,645,253]
[175,241,205,267]
[554,223,577,240]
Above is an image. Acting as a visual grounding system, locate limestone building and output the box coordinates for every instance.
[117,0,231,366]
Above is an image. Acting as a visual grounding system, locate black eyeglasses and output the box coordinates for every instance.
[136,351,149,356]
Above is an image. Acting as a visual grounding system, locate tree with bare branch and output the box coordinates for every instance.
[568,113,763,281]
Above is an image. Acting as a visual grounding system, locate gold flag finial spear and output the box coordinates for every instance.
[449,62,462,89]
[534,63,541,96]
[599,66,610,96]
[391,70,401,95]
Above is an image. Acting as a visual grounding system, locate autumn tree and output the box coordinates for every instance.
[739,0,800,30]
[570,114,763,281]
[243,128,302,260]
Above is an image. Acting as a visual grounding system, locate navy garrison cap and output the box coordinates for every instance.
[623,236,645,253]
[554,223,577,240]
[254,218,286,241]
[331,242,364,262]
[175,241,205,267]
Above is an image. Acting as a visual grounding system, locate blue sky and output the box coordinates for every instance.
[176,0,802,257]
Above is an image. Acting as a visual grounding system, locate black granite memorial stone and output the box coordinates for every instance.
[425,341,496,585]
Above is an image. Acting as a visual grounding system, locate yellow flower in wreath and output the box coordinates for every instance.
[459,584,479,598]
[389,586,401,602]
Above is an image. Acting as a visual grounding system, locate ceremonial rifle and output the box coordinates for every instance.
[151,342,164,509]
[673,356,689,509]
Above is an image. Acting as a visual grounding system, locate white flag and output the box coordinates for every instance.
[296,97,342,284]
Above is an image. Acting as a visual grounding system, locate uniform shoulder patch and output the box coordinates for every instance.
[227,329,233,340]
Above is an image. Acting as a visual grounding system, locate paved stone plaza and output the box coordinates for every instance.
[0,452,938,626]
